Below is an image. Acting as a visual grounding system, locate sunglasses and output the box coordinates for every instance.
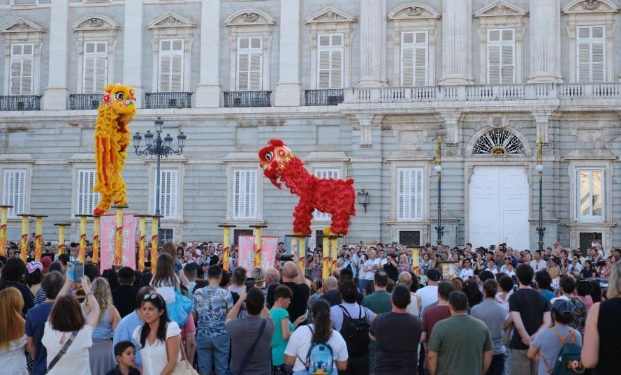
[143,293,164,303]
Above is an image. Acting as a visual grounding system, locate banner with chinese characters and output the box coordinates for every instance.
[100,214,137,273]
[238,235,279,272]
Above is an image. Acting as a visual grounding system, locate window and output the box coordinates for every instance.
[487,29,515,84]
[398,168,423,220]
[314,169,340,220]
[159,39,184,92]
[236,37,262,91]
[577,26,605,83]
[401,31,428,86]
[317,34,343,89]
[10,43,33,95]
[83,41,107,94]
[2,169,26,217]
[76,170,99,215]
[233,170,257,219]
[154,170,178,219]
[576,169,604,222]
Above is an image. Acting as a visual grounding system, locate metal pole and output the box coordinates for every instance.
[155,131,162,243]
[538,170,544,252]
[435,135,443,246]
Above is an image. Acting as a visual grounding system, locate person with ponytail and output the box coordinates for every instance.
[284,299,349,374]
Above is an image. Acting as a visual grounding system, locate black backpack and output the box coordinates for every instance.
[338,305,370,356]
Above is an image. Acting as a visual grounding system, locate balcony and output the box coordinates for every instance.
[224,91,271,108]
[69,94,104,110]
[345,83,621,103]
[0,95,41,111]
[305,89,344,106]
[144,92,192,109]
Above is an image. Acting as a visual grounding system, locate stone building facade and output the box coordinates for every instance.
[1,0,621,252]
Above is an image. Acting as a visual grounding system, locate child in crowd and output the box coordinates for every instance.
[106,340,140,375]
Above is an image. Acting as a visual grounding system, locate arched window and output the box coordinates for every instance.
[472,129,525,155]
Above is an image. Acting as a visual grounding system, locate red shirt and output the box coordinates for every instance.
[422,305,451,369]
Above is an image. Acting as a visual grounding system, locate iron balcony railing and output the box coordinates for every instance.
[145,92,192,109]
[305,89,344,106]
[69,94,104,110]
[0,95,41,111]
[224,91,271,108]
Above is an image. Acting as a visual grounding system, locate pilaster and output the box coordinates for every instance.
[43,0,69,110]
[528,0,562,83]
[355,114,383,148]
[274,0,302,106]
[532,110,554,145]
[122,0,144,107]
[438,110,462,146]
[358,0,387,87]
[440,0,473,85]
[195,0,221,108]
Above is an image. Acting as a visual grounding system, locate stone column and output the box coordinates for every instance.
[358,0,387,87]
[122,0,144,107]
[440,0,473,85]
[528,0,562,83]
[274,0,301,106]
[194,0,221,107]
[43,0,69,110]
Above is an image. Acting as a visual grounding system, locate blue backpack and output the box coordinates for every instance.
[298,326,334,375]
[544,328,585,375]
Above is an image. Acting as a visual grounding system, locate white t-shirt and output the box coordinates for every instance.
[42,324,93,375]
[151,275,180,304]
[459,268,474,279]
[530,259,547,271]
[132,322,182,375]
[363,260,375,280]
[284,324,348,372]
[416,285,438,315]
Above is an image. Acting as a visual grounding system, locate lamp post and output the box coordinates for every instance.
[434,135,443,246]
[132,117,186,241]
[536,136,545,252]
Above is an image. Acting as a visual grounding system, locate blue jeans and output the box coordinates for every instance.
[196,332,230,375]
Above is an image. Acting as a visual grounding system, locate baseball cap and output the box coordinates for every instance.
[552,298,575,316]
[427,268,442,282]
[39,256,52,273]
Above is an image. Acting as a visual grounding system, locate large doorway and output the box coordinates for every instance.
[468,166,529,250]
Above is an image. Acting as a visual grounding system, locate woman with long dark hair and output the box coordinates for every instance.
[284,299,348,374]
[0,258,34,314]
[131,293,181,375]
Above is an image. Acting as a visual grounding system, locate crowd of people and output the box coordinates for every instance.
[0,238,620,375]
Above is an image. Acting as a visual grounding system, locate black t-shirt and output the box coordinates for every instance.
[370,312,422,374]
[321,289,341,306]
[596,298,621,375]
[383,263,399,282]
[112,284,138,318]
[208,255,220,267]
[0,281,34,315]
[283,282,310,323]
[508,288,549,350]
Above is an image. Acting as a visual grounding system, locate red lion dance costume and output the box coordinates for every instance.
[92,84,136,215]
[258,139,356,236]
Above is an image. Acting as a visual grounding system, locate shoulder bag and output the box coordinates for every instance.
[46,330,79,374]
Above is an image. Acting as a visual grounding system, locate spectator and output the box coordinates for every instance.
[285,299,348,373]
[27,270,65,375]
[535,270,555,305]
[42,276,100,374]
[106,340,140,375]
[270,285,305,374]
[370,285,422,375]
[361,250,378,296]
[552,276,586,333]
[229,267,247,296]
[427,291,493,375]
[463,278,483,309]
[112,286,157,370]
[508,264,551,375]
[576,280,594,314]
[363,271,392,372]
[0,287,27,374]
[226,288,275,375]
[85,277,120,374]
[25,260,44,297]
[193,265,234,375]
[582,261,621,373]
[267,258,309,324]
[249,267,266,291]
[495,275,514,320]
[321,276,340,306]
[471,280,506,375]
[132,293,181,375]
[418,268,442,314]
[421,281,453,372]
[113,267,138,318]
[530,250,547,271]
[0,258,34,314]
[528,299,583,375]
[330,281,376,375]
[398,271,422,317]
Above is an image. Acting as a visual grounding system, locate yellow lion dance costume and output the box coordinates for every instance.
[93,83,136,215]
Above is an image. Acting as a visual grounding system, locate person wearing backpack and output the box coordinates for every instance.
[285,299,348,375]
[329,281,376,375]
[528,299,583,375]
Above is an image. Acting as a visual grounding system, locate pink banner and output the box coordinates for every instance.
[99,214,137,273]
[237,235,279,272]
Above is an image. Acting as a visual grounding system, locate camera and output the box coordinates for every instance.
[280,254,293,262]
[597,260,606,267]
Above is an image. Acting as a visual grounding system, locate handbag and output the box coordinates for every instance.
[171,339,198,375]
[167,288,193,326]
[226,319,267,375]
[46,330,78,374]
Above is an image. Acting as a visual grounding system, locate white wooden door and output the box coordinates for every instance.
[469,166,529,249]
